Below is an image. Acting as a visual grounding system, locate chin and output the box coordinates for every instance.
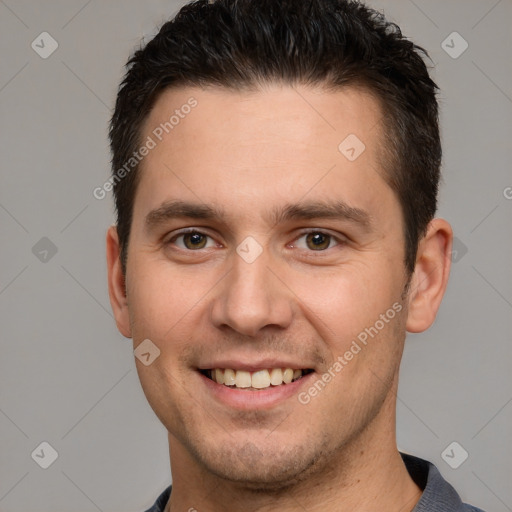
[188,436,329,492]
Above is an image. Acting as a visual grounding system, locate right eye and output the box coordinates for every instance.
[167,230,217,250]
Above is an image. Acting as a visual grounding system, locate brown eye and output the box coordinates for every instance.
[182,232,208,249]
[169,231,215,250]
[290,230,342,252]
[305,232,332,251]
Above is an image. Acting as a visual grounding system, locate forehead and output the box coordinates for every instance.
[133,83,395,227]
[142,83,384,157]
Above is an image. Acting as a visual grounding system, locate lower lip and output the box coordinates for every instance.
[198,371,315,410]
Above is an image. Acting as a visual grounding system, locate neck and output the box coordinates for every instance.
[164,387,422,512]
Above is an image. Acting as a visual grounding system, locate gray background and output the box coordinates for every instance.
[0,0,511,511]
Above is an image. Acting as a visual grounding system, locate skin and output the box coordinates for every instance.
[106,83,452,511]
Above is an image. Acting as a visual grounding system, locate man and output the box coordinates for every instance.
[106,0,485,510]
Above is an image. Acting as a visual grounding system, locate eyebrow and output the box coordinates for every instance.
[144,199,372,233]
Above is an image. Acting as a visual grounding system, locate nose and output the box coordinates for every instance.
[210,246,293,337]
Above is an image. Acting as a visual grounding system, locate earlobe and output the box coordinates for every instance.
[405,218,453,333]
[106,225,132,338]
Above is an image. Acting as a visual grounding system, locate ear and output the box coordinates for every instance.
[405,218,453,333]
[106,225,132,338]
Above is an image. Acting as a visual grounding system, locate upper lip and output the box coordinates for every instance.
[197,358,314,372]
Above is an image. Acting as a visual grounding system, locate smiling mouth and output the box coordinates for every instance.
[199,368,314,390]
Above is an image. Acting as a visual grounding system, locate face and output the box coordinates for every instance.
[112,83,415,487]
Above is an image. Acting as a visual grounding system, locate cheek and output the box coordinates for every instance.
[290,264,397,340]
[126,259,211,340]
[135,360,189,436]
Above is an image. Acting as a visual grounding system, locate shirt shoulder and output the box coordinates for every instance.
[401,452,487,512]
[143,485,172,512]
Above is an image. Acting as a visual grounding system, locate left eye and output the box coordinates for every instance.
[292,231,340,251]
[171,231,217,250]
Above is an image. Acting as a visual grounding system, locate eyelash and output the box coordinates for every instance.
[165,228,345,253]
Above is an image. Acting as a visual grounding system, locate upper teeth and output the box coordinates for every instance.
[209,368,304,389]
